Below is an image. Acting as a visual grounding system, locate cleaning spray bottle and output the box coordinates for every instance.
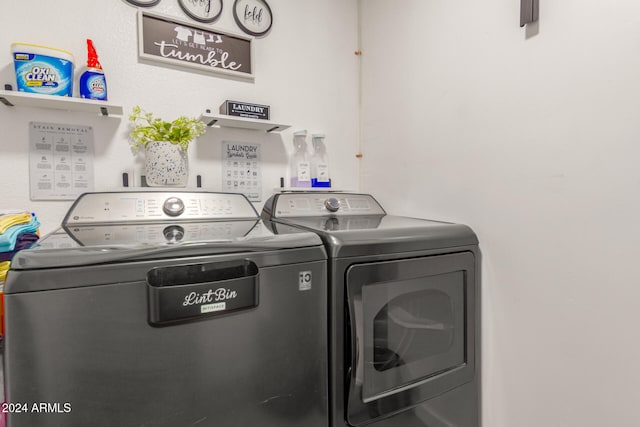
[79,39,107,101]
[289,130,311,188]
[311,133,331,188]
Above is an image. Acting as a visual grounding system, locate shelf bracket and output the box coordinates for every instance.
[520,0,539,27]
[0,97,14,107]
[199,112,290,132]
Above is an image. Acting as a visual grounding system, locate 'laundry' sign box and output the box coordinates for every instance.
[219,100,270,120]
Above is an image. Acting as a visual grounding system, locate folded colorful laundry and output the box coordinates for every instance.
[0,260,9,283]
[0,233,40,262]
[0,215,40,253]
[0,212,32,235]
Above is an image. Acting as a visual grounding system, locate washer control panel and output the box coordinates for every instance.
[63,192,258,225]
[270,193,385,217]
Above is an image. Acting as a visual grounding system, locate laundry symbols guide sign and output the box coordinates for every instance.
[29,122,94,200]
[222,142,261,202]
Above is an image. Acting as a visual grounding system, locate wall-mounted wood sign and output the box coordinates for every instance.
[137,11,254,81]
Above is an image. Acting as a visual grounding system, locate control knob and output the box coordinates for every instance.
[324,197,340,212]
[163,225,185,243]
[163,197,185,217]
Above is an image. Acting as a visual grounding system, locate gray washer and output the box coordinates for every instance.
[3,191,329,427]
[262,192,480,427]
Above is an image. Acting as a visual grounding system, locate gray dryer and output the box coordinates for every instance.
[262,192,480,427]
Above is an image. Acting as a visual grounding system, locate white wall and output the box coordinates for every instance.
[360,0,640,426]
[0,0,360,234]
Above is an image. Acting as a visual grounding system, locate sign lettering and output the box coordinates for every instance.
[138,11,253,80]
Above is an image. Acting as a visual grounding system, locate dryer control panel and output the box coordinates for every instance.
[267,193,386,217]
[63,191,258,225]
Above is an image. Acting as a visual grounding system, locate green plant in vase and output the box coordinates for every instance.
[128,106,206,187]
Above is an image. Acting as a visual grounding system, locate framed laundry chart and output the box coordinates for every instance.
[29,122,94,201]
[222,141,262,202]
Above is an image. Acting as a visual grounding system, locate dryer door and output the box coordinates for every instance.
[345,252,476,426]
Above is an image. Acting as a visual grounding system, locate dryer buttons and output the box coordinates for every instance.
[163,197,185,217]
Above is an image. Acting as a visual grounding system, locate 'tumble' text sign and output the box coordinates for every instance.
[138,11,254,81]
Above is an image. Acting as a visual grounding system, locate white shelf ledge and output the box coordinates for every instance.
[200,112,290,133]
[0,90,123,116]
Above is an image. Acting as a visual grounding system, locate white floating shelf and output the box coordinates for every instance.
[200,112,290,133]
[0,90,123,116]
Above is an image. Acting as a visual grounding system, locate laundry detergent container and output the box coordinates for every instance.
[12,43,74,97]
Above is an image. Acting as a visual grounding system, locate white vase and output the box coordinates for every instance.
[144,141,189,187]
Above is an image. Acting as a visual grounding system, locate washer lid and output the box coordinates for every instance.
[262,193,477,258]
[10,191,324,270]
[10,220,324,270]
[267,214,478,258]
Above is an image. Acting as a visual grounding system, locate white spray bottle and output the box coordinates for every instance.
[311,134,331,188]
[289,130,311,187]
